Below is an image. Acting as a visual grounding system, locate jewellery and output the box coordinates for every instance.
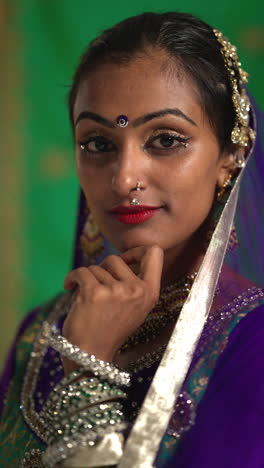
[135,180,142,191]
[80,211,103,262]
[217,173,233,201]
[45,400,124,444]
[47,329,131,387]
[234,152,246,168]
[125,343,167,373]
[130,198,140,206]
[42,422,126,468]
[41,369,127,467]
[116,115,129,128]
[42,376,127,416]
[21,448,45,468]
[119,273,198,352]
[19,294,127,467]
[42,378,127,431]
[130,180,142,206]
[213,29,255,148]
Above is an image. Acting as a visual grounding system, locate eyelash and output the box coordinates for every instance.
[148,132,190,151]
[78,131,190,158]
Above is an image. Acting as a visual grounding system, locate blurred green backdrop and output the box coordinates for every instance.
[0,0,263,368]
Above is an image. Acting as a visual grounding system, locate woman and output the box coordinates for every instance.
[1,11,264,468]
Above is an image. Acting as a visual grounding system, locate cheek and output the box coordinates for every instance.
[75,159,106,207]
[166,157,218,225]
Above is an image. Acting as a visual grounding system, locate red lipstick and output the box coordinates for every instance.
[110,205,161,224]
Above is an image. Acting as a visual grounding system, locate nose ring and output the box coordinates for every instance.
[130,180,142,206]
[136,180,141,191]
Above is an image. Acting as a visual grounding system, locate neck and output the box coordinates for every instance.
[161,234,205,288]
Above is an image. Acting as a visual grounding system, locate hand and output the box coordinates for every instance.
[62,245,164,373]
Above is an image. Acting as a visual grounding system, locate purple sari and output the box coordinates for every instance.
[169,304,264,468]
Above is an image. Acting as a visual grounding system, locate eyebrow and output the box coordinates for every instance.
[75,111,115,128]
[132,108,197,127]
[74,108,197,128]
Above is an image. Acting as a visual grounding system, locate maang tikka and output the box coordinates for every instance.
[213,29,255,148]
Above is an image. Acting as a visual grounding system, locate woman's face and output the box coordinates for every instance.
[73,50,231,256]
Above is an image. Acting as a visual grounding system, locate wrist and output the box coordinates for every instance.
[47,329,130,387]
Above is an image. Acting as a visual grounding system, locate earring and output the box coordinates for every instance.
[80,211,104,262]
[217,173,233,201]
[234,153,246,168]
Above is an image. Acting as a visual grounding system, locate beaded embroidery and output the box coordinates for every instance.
[20,294,70,443]
[120,273,197,351]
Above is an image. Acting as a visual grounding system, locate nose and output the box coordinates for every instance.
[111,143,147,198]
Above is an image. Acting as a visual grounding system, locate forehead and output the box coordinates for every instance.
[73,51,204,126]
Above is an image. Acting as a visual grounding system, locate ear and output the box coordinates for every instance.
[216,146,246,188]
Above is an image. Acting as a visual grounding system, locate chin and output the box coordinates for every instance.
[112,232,172,254]
[107,231,155,252]
[104,223,191,254]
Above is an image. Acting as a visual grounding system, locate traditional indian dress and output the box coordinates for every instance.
[0,100,264,467]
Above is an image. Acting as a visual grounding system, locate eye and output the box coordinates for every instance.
[79,136,115,154]
[147,132,189,152]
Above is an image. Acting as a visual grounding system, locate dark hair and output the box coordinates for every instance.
[68,12,236,151]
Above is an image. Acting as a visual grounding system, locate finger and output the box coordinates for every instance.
[139,245,164,292]
[119,246,158,277]
[119,246,149,265]
[88,265,116,285]
[64,267,99,291]
[100,255,137,281]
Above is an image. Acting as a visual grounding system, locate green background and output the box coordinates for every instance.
[1,0,264,368]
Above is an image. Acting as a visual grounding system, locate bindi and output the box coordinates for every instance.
[116,115,129,128]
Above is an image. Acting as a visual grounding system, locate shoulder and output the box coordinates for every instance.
[198,301,264,425]
[204,301,264,430]
[214,301,264,383]
[209,263,264,351]
[175,302,264,468]
[216,262,262,306]
[177,302,264,463]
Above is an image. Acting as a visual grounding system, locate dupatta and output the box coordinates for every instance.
[69,98,264,467]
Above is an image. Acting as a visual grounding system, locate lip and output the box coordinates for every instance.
[110,205,161,225]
